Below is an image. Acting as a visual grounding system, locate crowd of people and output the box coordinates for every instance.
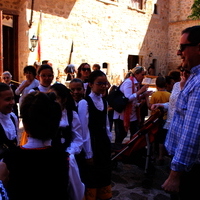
[0,25,200,200]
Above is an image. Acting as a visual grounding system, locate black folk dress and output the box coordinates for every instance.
[82,96,112,188]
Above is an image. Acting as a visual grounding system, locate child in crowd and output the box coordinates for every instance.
[4,91,69,200]
[149,76,171,164]
[15,65,39,107]
[48,83,84,200]
[78,70,112,200]
[19,64,54,146]
[69,78,85,106]
[28,64,54,93]
[0,83,18,159]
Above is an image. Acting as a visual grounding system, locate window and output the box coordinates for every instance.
[153,4,158,14]
[130,0,143,10]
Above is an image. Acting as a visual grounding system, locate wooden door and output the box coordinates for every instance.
[1,13,19,82]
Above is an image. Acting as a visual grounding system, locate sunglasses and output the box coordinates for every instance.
[81,68,91,72]
[178,43,199,52]
[3,77,10,79]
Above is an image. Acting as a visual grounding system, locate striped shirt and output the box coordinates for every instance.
[165,65,200,172]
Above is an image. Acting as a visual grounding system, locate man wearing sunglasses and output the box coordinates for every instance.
[162,26,200,199]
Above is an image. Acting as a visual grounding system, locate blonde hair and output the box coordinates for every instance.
[131,66,145,75]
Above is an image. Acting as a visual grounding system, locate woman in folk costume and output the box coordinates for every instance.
[48,83,85,200]
[113,66,152,144]
[78,70,112,200]
[3,91,69,200]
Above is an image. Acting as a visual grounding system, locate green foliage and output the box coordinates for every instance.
[188,0,200,20]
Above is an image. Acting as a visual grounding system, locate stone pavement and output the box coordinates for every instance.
[111,159,171,200]
[110,126,171,200]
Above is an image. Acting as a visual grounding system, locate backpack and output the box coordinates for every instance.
[106,84,129,113]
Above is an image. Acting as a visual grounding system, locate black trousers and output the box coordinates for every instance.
[114,119,139,143]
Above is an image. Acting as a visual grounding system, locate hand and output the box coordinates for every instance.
[0,162,9,186]
[140,85,149,93]
[23,80,32,87]
[161,170,181,194]
[180,71,190,90]
[144,90,153,97]
[151,103,164,110]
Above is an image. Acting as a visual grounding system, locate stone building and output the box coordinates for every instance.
[0,0,199,84]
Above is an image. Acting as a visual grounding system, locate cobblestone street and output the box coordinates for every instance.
[111,159,171,200]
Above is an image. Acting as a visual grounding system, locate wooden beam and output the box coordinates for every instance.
[29,0,34,28]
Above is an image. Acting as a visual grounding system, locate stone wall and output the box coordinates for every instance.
[168,0,200,70]
[0,0,199,82]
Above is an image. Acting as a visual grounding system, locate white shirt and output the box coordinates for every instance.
[22,137,51,148]
[163,82,181,130]
[78,91,112,159]
[113,78,138,121]
[0,112,18,141]
[15,79,39,106]
[60,109,83,155]
[28,84,50,93]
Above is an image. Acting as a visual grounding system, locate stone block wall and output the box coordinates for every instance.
[1,0,199,82]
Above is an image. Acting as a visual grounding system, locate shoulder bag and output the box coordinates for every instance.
[107,84,129,113]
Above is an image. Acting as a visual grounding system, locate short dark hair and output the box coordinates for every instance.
[92,64,101,70]
[23,65,37,77]
[20,91,62,140]
[37,64,54,75]
[49,83,76,111]
[182,25,200,44]
[0,83,11,95]
[69,78,84,88]
[168,70,181,82]
[156,76,166,88]
[88,70,106,84]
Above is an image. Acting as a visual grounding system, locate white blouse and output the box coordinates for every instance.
[78,91,112,159]
[23,110,83,155]
[60,109,83,155]
[15,79,39,106]
[28,84,50,93]
[113,78,138,121]
[22,137,51,148]
[163,82,181,130]
[0,112,18,141]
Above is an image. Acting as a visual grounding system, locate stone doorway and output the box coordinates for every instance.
[1,13,19,82]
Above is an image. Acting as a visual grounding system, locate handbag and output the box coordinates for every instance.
[107,85,129,113]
